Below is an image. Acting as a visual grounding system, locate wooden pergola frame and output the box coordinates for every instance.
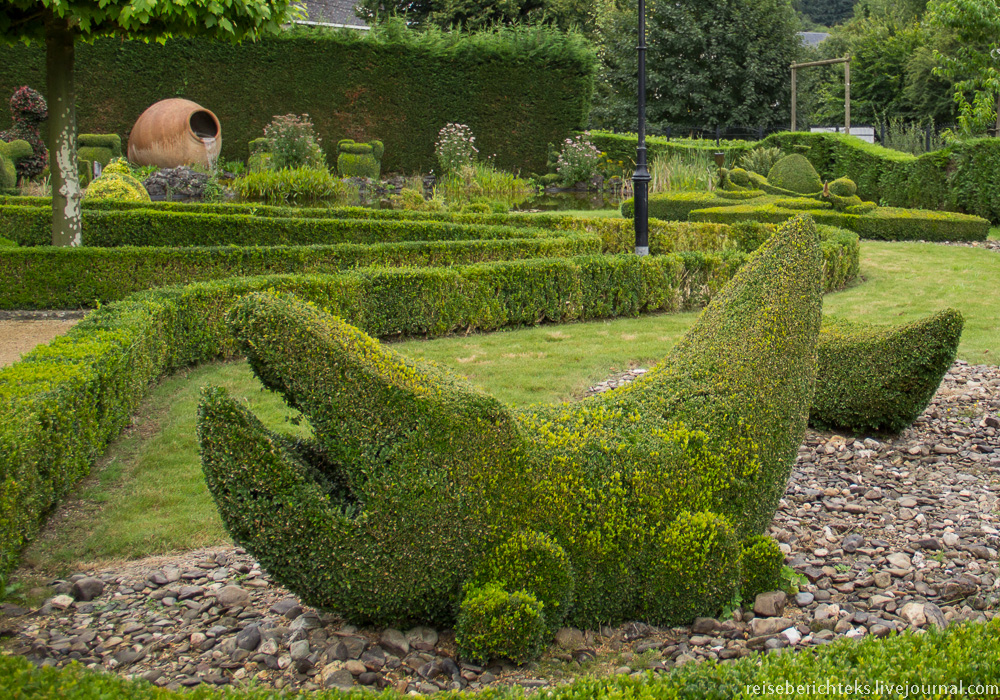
[791,56,851,134]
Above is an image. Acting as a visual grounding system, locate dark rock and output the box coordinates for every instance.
[236,625,261,651]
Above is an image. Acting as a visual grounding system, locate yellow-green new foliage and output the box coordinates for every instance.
[740,535,785,600]
[812,309,964,433]
[84,159,150,203]
[197,215,823,641]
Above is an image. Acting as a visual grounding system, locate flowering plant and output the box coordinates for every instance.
[556,134,603,186]
[435,123,478,173]
[263,114,325,170]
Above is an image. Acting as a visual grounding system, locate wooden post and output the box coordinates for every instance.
[791,66,797,132]
[844,58,851,136]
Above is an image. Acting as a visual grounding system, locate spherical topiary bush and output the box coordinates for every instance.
[728,167,753,188]
[740,534,784,600]
[828,177,857,197]
[641,511,741,626]
[469,531,575,630]
[455,584,547,664]
[767,154,823,195]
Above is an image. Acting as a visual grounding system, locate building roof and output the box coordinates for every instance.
[300,0,369,28]
[798,32,830,47]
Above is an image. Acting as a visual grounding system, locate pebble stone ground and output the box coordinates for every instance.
[1,360,996,693]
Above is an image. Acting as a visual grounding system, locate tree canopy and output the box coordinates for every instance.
[591,0,801,132]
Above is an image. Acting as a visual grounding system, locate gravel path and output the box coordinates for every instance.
[1,361,997,693]
[0,319,80,368]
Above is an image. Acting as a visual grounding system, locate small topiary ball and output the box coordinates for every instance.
[455,583,548,665]
[469,531,575,629]
[728,167,752,188]
[641,511,741,626]
[828,177,857,197]
[740,534,784,600]
[459,202,491,214]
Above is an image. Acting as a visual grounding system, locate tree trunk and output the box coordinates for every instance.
[45,15,81,247]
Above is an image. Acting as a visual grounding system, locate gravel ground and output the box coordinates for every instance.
[1,360,997,694]
[0,319,80,368]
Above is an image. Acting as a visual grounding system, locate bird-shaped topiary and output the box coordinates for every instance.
[197,215,823,661]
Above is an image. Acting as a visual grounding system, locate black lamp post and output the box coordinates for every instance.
[633,0,650,256]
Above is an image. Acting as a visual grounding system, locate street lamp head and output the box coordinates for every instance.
[713,151,726,168]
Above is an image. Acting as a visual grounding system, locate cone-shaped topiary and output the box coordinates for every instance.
[198,215,823,650]
[811,309,964,433]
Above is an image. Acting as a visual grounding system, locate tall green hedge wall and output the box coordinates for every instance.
[0,24,595,174]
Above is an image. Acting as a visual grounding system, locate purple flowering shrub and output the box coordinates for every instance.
[435,123,478,173]
[556,134,603,186]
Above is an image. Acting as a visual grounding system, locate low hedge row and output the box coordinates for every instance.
[812,309,964,433]
[2,206,585,248]
[0,236,601,309]
[0,252,759,588]
[621,192,988,242]
[3,615,997,698]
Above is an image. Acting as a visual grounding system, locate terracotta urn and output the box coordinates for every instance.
[127,99,222,168]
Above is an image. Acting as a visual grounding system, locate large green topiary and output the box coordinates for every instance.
[811,309,964,433]
[197,215,822,650]
[337,139,383,179]
[767,154,823,195]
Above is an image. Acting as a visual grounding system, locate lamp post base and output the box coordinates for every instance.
[634,245,649,256]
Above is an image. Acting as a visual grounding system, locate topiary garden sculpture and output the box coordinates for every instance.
[197,215,824,662]
[0,139,32,190]
[0,86,48,180]
[337,139,383,179]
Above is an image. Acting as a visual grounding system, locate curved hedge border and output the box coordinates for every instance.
[2,617,998,698]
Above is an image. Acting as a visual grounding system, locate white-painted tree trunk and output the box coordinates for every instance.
[45,15,81,247]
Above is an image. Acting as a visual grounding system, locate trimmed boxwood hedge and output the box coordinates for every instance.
[812,309,964,433]
[620,192,989,242]
[0,206,579,248]
[196,216,822,631]
[0,236,601,309]
[3,616,1000,697]
[0,253,739,589]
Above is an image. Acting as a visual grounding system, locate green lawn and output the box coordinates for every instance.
[15,239,1000,575]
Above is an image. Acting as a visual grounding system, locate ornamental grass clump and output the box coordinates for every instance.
[197,215,823,661]
[556,134,603,186]
[435,123,478,174]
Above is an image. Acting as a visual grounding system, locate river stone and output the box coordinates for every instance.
[886,553,912,569]
[749,617,794,637]
[236,624,261,651]
[71,577,105,602]
[321,664,354,690]
[289,639,310,661]
[555,627,586,650]
[214,585,249,608]
[379,628,409,657]
[754,591,787,617]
